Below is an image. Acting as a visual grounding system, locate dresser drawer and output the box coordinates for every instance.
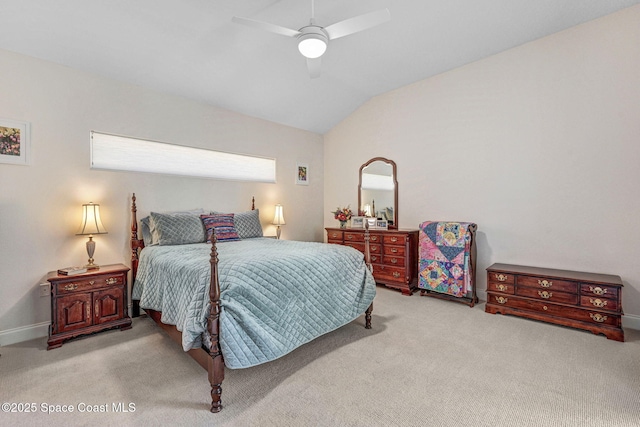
[383,245,405,257]
[373,265,406,283]
[55,274,126,295]
[382,255,405,267]
[369,254,382,264]
[368,234,384,244]
[487,271,515,284]
[488,293,619,327]
[580,296,620,312]
[487,282,515,294]
[344,242,364,253]
[327,230,343,241]
[383,234,408,245]
[344,232,364,242]
[580,284,619,300]
[516,287,578,305]
[517,276,577,293]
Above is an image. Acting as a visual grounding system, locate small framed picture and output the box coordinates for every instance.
[351,216,365,229]
[376,219,388,230]
[365,218,377,229]
[0,118,30,166]
[296,162,309,185]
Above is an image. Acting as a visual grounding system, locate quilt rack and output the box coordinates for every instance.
[418,221,478,307]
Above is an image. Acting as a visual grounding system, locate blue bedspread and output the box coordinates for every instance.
[132,238,376,369]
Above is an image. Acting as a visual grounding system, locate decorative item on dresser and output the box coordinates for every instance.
[47,263,131,350]
[417,221,478,307]
[326,227,418,295]
[485,263,624,341]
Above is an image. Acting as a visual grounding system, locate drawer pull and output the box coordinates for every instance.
[496,284,508,292]
[390,237,398,243]
[543,305,548,311]
[371,256,378,262]
[391,248,398,253]
[86,305,90,320]
[392,272,401,278]
[538,279,552,288]
[331,233,338,238]
[390,258,398,264]
[589,286,607,296]
[105,278,118,285]
[496,274,508,282]
[64,284,78,291]
[589,298,607,308]
[590,313,607,323]
[495,296,508,304]
[371,236,378,241]
[538,291,553,299]
[347,235,354,240]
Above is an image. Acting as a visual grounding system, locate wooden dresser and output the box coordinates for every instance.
[326,227,419,295]
[485,263,624,341]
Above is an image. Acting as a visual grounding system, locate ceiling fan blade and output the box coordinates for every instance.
[232,16,300,38]
[307,57,321,79]
[324,8,390,40]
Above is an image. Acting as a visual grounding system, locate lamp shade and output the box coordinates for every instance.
[272,204,285,226]
[76,202,107,235]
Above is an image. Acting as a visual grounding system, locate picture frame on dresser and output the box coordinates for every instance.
[351,216,365,229]
[365,218,377,229]
[376,219,388,230]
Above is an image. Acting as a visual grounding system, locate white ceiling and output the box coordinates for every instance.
[1,1,638,134]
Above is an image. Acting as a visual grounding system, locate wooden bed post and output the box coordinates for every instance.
[130,193,144,318]
[363,221,373,329]
[208,231,225,413]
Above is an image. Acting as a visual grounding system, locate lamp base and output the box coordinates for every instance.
[84,263,100,271]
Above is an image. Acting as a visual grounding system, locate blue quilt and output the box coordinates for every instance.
[132,238,376,369]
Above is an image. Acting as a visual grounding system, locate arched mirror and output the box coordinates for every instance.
[358,157,398,229]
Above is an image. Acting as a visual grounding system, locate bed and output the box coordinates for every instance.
[129,194,376,412]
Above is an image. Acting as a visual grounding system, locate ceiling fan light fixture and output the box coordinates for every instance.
[297,27,328,59]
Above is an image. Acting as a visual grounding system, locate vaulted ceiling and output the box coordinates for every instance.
[1,1,638,134]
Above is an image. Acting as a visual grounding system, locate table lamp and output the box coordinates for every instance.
[272,204,285,239]
[76,202,107,269]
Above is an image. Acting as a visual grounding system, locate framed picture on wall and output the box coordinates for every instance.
[296,162,309,185]
[0,118,30,166]
[351,216,365,229]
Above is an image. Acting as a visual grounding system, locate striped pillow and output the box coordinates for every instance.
[201,214,240,242]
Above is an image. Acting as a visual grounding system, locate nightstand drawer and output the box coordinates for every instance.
[55,273,126,295]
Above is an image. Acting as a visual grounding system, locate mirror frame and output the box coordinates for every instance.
[358,157,398,229]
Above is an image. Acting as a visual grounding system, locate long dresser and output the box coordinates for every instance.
[485,263,624,341]
[326,227,419,295]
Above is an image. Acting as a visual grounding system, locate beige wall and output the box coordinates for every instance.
[324,6,640,327]
[0,49,323,343]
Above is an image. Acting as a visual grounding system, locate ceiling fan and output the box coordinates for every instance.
[232,1,390,78]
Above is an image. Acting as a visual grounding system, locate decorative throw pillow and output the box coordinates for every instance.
[234,209,263,239]
[201,214,240,242]
[149,211,206,246]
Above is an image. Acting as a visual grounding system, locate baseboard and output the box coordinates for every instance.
[0,322,49,347]
[623,313,640,331]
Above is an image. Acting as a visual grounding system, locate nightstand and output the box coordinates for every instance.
[47,263,132,350]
